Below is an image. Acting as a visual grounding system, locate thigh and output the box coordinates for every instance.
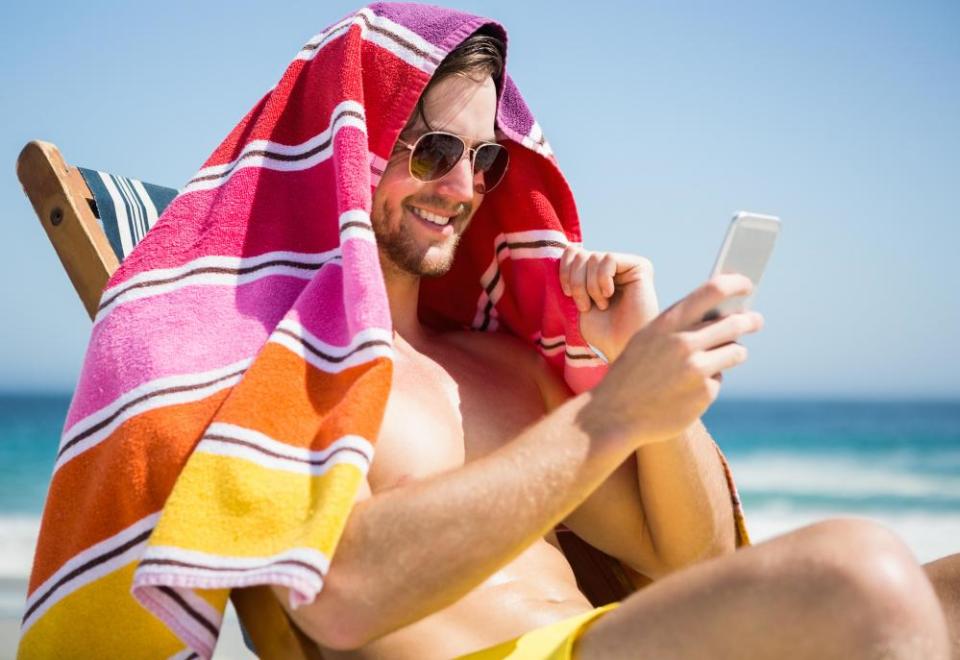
[924,553,960,656]
[575,519,944,660]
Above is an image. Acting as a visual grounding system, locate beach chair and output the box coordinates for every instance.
[17,139,644,655]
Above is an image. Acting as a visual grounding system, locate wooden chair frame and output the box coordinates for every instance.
[17,140,119,319]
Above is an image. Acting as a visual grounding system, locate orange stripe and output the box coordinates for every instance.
[216,344,392,449]
[29,391,228,592]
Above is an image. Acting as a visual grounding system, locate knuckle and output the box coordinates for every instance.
[704,279,724,297]
[637,256,654,277]
[682,351,702,375]
[672,333,694,358]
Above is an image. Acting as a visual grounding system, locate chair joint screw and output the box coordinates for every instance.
[50,207,63,226]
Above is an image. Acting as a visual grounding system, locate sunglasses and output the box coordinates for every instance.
[396,131,509,194]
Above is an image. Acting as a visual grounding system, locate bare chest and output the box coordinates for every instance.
[367,343,546,491]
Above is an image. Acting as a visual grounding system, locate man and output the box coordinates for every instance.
[271,30,959,660]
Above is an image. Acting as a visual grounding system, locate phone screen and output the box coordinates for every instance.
[715,219,779,283]
[706,212,780,319]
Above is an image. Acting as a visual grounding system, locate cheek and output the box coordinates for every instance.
[374,163,417,216]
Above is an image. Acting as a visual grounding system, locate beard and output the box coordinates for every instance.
[371,197,470,278]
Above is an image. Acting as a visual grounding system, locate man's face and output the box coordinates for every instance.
[371,74,498,278]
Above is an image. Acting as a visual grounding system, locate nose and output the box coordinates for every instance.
[433,153,477,204]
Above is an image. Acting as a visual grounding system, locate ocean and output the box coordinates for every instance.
[2,395,959,620]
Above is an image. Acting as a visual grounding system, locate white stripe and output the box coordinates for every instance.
[139,545,330,576]
[95,250,340,323]
[499,230,570,261]
[295,16,355,61]
[564,347,606,368]
[131,178,161,231]
[356,8,445,66]
[167,651,196,660]
[296,9,445,76]
[101,250,337,303]
[539,344,565,357]
[96,263,326,323]
[136,546,329,611]
[504,229,570,244]
[196,441,371,478]
[21,513,160,635]
[269,321,393,374]
[198,425,373,476]
[181,101,366,194]
[56,360,251,474]
[510,244,566,260]
[116,175,146,245]
[521,121,554,158]
[338,209,376,243]
[99,171,135,256]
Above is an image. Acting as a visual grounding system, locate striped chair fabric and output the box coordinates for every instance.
[77,167,178,262]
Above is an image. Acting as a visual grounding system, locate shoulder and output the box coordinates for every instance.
[442,329,573,411]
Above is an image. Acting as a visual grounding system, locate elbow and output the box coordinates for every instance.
[643,526,737,578]
[278,578,379,651]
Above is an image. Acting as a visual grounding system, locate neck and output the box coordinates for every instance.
[379,257,432,348]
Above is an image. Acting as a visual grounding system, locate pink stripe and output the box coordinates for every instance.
[108,159,351,288]
[340,238,392,336]
[332,126,373,213]
[290,245,391,342]
[66,275,306,429]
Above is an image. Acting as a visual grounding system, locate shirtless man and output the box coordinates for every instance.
[274,33,960,659]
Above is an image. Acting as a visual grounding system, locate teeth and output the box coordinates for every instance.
[410,206,451,226]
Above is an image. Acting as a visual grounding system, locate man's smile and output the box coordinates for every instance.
[405,203,457,236]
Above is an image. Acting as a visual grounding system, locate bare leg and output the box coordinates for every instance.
[926,553,960,659]
[575,519,950,660]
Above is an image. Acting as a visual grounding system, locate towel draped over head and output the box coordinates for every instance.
[20,4,747,658]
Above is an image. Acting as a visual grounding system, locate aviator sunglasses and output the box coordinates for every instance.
[396,131,510,194]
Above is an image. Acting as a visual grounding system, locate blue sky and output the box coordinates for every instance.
[1,1,958,397]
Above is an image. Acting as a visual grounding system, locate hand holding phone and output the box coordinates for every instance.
[703,212,780,321]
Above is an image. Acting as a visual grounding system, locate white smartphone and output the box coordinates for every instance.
[703,211,781,320]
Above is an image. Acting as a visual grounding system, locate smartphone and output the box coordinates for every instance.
[703,211,781,320]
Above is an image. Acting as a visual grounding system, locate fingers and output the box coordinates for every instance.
[559,247,651,313]
[586,254,616,310]
[665,274,754,329]
[559,248,594,312]
[685,311,764,351]
[695,342,750,377]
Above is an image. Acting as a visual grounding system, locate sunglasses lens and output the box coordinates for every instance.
[474,144,509,193]
[410,133,465,181]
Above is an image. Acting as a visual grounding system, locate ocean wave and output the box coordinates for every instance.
[745,505,960,563]
[0,516,40,579]
[727,451,960,500]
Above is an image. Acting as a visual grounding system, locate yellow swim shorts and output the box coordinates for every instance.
[456,603,620,660]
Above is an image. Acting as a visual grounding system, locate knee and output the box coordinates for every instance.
[796,518,925,601]
[791,518,950,656]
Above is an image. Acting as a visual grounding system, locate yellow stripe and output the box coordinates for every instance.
[18,562,183,659]
[151,451,363,558]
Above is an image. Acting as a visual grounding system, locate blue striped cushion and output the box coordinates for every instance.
[77,168,178,262]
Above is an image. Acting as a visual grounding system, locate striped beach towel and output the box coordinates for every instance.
[20,4,748,658]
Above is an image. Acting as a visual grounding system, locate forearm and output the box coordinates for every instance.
[635,419,736,570]
[278,389,636,649]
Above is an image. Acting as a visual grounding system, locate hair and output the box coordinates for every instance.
[406,32,506,133]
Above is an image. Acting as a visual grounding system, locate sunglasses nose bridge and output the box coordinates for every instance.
[437,148,478,197]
